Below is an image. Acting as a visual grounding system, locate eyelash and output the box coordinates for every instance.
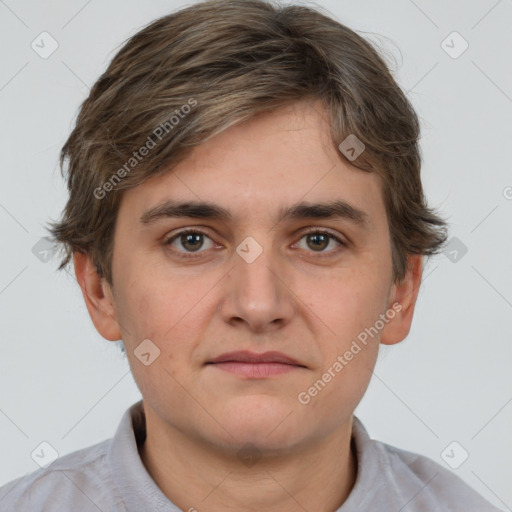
[163,228,347,260]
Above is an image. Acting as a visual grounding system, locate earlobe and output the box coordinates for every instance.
[73,252,122,341]
[380,255,423,346]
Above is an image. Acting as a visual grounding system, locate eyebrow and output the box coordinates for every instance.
[140,199,372,229]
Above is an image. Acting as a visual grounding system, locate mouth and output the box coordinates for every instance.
[205,350,307,378]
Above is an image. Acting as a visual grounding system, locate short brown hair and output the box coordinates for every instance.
[47,0,448,286]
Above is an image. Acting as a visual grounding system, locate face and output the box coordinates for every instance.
[78,99,421,454]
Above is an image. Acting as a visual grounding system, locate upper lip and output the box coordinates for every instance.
[206,350,306,367]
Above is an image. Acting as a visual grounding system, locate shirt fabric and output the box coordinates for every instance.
[0,399,502,511]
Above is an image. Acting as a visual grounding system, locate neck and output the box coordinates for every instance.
[139,407,357,512]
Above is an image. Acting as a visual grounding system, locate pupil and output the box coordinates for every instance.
[309,233,327,251]
[183,233,203,251]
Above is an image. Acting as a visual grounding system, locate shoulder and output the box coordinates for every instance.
[349,417,503,511]
[373,439,503,511]
[0,438,123,512]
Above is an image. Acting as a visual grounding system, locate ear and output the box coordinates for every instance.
[380,254,423,346]
[73,252,122,341]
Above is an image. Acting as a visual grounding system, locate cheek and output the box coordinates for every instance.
[115,275,213,374]
[305,268,387,409]
[303,268,389,343]
[115,270,193,336]
[118,284,200,402]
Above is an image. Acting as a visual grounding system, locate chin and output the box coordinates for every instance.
[216,398,305,448]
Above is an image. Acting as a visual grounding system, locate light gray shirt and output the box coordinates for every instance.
[0,400,502,511]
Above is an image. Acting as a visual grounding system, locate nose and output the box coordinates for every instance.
[218,240,296,333]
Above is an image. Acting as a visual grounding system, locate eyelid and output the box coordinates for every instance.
[164,226,213,242]
[297,227,347,245]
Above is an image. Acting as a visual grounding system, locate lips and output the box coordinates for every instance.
[205,350,307,378]
[206,350,306,367]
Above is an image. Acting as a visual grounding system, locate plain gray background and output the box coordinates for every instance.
[0,0,511,509]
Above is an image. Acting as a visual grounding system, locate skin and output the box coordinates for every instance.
[74,98,422,512]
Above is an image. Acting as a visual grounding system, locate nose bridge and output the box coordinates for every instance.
[235,235,281,303]
[221,234,294,330]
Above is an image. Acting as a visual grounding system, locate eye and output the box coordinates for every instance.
[164,229,215,257]
[295,229,346,256]
[164,228,346,260]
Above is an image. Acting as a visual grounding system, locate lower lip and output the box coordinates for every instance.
[208,362,302,378]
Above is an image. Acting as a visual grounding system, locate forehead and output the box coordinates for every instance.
[118,99,386,230]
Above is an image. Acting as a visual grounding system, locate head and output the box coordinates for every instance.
[48,0,448,453]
